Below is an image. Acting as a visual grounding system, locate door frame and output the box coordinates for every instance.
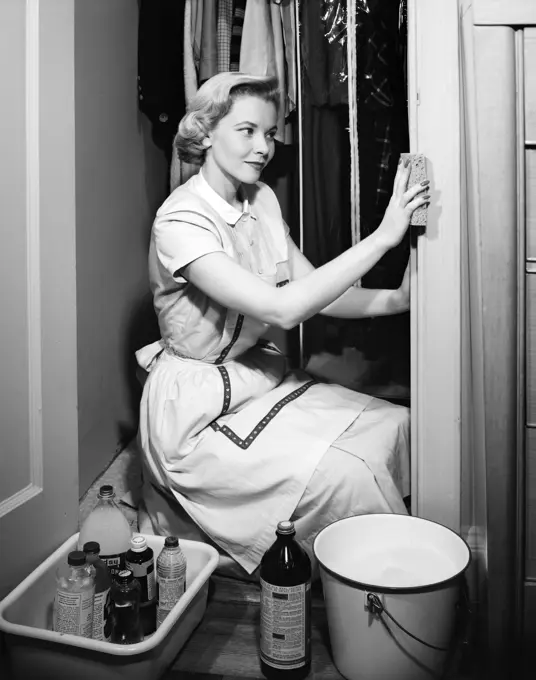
[408,0,462,533]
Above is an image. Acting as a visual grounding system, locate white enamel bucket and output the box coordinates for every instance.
[313,514,471,680]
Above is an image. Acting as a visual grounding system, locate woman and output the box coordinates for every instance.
[136,72,430,578]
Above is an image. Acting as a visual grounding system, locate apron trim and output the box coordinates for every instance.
[210,379,317,449]
[215,314,244,364]
[217,365,232,416]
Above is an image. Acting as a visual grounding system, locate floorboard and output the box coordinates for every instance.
[166,575,343,680]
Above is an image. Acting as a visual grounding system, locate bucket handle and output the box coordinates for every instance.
[366,593,451,652]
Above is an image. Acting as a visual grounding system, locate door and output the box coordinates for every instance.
[0,0,79,599]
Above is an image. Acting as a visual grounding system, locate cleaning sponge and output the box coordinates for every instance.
[400,153,428,226]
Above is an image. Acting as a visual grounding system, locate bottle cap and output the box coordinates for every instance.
[83,541,100,555]
[98,484,115,499]
[68,551,87,566]
[277,520,295,535]
[130,535,147,552]
[164,536,179,548]
[115,569,134,584]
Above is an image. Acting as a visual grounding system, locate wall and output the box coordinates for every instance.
[75,0,167,495]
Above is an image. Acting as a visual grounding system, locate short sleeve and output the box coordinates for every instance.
[154,210,225,282]
[282,220,291,239]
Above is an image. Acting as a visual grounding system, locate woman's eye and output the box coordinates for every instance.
[266,131,277,140]
[241,127,254,136]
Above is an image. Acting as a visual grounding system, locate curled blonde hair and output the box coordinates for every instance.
[174,72,280,166]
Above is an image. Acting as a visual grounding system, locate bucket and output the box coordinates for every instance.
[313,514,471,680]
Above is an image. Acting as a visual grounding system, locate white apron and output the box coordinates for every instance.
[136,172,407,574]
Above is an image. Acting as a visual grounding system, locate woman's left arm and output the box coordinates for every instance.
[287,237,410,318]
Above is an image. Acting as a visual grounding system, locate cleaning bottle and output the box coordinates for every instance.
[110,569,144,644]
[125,534,157,635]
[78,484,132,577]
[83,541,113,641]
[53,551,96,638]
[156,536,187,628]
[259,520,312,679]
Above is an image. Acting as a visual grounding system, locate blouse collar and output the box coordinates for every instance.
[196,170,256,226]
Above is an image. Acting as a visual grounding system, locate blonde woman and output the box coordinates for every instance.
[136,72,430,579]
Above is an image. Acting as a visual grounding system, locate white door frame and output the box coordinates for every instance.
[409,0,462,533]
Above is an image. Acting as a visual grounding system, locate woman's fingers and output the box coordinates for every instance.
[403,180,430,206]
[393,157,411,197]
[405,192,430,214]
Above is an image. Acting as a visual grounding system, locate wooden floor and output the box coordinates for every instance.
[163,574,476,680]
[164,575,343,680]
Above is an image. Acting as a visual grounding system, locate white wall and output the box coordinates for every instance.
[74,0,167,494]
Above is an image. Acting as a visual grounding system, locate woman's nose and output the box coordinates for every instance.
[254,134,269,155]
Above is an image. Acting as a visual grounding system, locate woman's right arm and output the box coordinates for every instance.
[181,160,428,330]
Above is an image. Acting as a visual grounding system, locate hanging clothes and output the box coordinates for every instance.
[217,0,234,73]
[299,0,352,359]
[349,0,410,388]
[199,1,218,83]
[239,0,288,143]
[230,0,247,72]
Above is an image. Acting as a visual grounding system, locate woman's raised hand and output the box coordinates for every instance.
[374,157,430,251]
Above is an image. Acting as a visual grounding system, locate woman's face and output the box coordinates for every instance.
[204,95,278,187]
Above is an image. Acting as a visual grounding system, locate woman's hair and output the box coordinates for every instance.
[174,72,280,165]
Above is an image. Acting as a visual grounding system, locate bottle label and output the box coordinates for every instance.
[158,575,185,609]
[54,588,95,638]
[260,579,311,670]
[100,553,124,578]
[126,559,156,602]
[91,588,112,641]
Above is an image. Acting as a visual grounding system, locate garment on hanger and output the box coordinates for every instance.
[298,1,352,359]
[230,0,247,72]
[217,0,234,73]
[199,0,218,83]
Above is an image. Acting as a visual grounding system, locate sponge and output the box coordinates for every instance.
[400,153,428,226]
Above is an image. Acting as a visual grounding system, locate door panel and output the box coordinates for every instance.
[525,29,536,142]
[526,151,536,260]
[0,0,78,599]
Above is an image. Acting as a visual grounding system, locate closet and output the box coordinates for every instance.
[0,0,469,665]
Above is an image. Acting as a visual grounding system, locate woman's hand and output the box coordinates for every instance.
[374,158,430,251]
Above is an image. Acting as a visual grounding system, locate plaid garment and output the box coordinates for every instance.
[217,0,234,72]
[230,0,247,72]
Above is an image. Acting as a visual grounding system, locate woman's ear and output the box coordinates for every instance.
[202,136,212,149]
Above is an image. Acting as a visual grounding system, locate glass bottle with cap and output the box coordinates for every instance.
[78,484,132,578]
[259,520,312,679]
[125,534,157,635]
[53,550,96,638]
[110,569,144,644]
[83,541,113,641]
[156,535,187,629]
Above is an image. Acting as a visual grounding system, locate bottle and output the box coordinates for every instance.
[156,536,187,628]
[259,521,312,680]
[110,569,144,644]
[53,551,96,638]
[125,534,157,635]
[78,484,132,578]
[83,541,113,641]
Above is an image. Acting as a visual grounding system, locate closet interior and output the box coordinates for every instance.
[138,0,411,406]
